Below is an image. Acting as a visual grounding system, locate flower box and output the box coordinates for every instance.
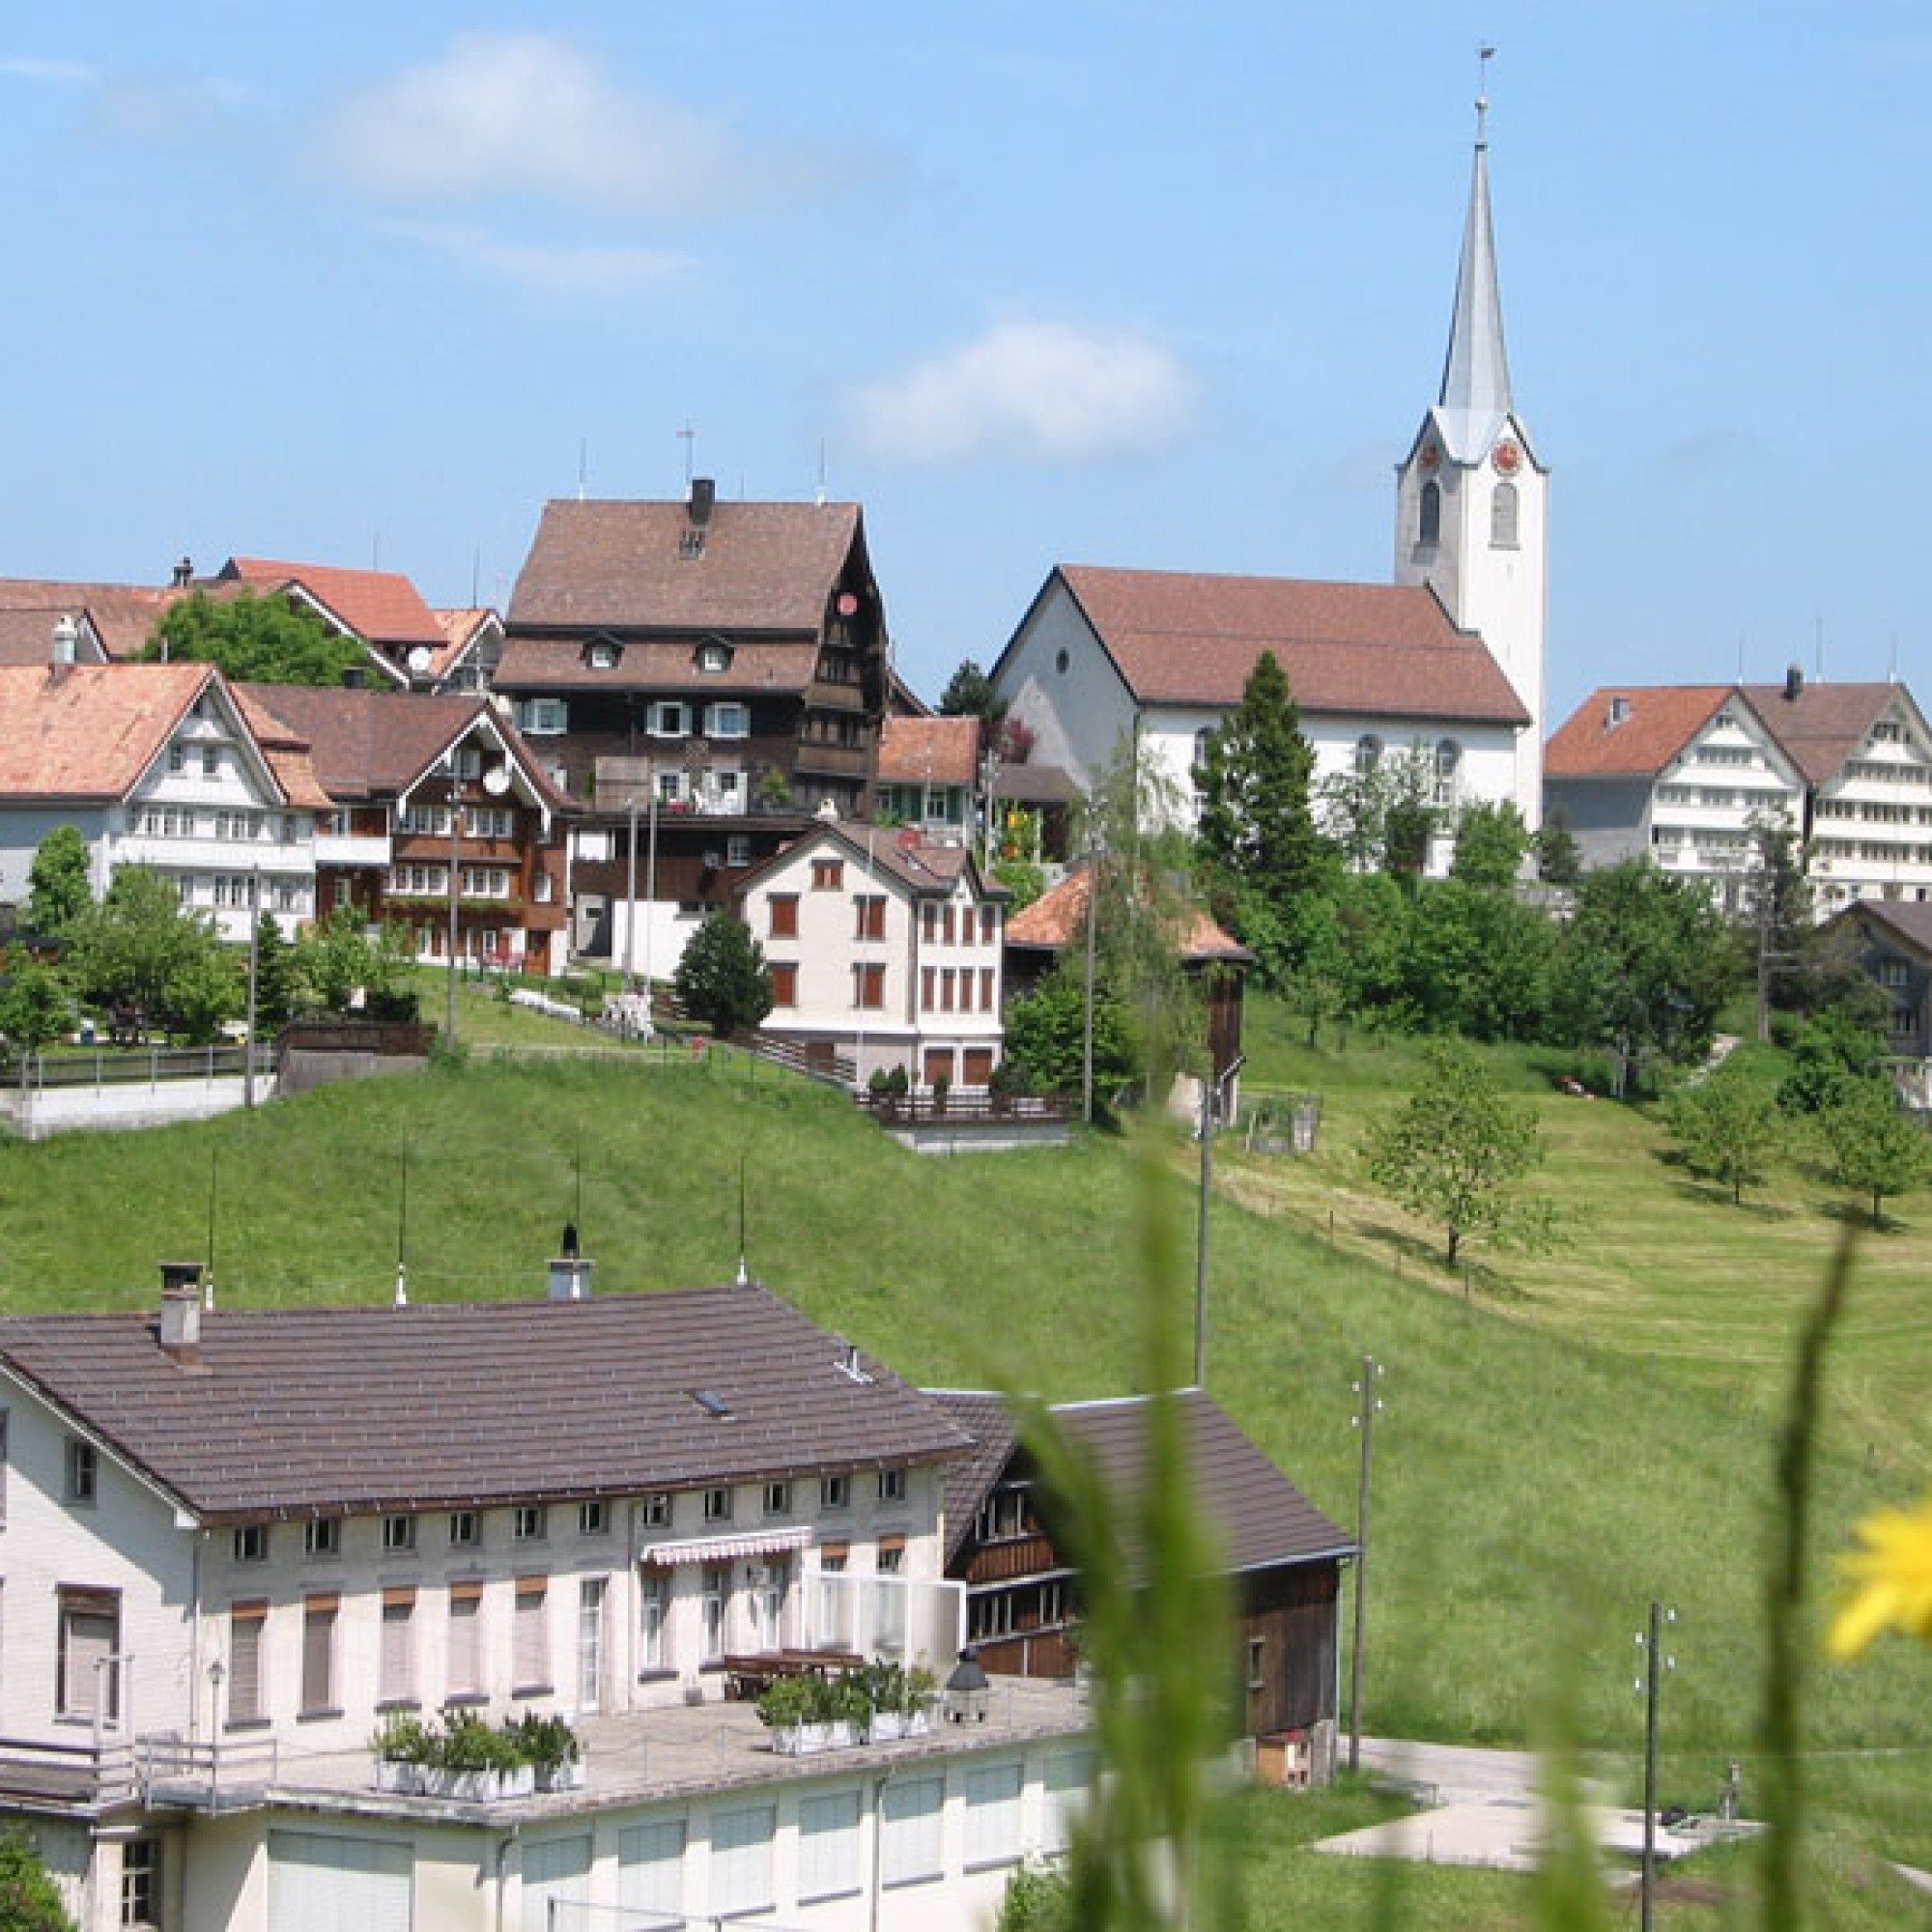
[772,1719,862,1757]
[535,1756,585,1793]
[866,1709,933,1745]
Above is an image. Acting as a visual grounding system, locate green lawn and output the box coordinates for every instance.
[2,1010,1928,1909]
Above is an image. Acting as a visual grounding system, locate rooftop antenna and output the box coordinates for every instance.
[470,545,481,608]
[1736,633,1746,682]
[394,1144,411,1307]
[735,1153,750,1286]
[1889,633,1900,684]
[678,425,697,487]
[577,440,588,502]
[204,1149,219,1311]
[1475,43,1495,146]
[816,440,828,508]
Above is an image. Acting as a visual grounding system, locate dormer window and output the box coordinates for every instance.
[585,639,621,671]
[697,641,733,674]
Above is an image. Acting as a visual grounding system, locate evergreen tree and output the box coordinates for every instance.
[938,658,1006,721]
[673,910,774,1038]
[251,912,302,1031]
[1532,807,1583,887]
[23,824,93,937]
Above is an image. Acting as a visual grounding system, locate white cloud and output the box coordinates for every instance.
[850,321,1200,466]
[378,220,693,298]
[0,55,96,85]
[321,33,836,217]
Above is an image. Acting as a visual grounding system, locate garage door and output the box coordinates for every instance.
[268,1830,412,1932]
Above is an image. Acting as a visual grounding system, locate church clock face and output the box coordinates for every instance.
[1492,438,1521,476]
[1419,442,1441,472]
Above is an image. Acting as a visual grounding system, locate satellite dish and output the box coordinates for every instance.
[482,764,512,797]
[407,644,434,675]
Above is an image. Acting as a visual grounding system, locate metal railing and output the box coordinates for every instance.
[11,1042,277,1092]
[857,1090,1070,1125]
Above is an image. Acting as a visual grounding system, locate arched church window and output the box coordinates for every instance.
[1194,727,1215,772]
[1419,481,1441,547]
[1354,734,1382,776]
[1434,738,1462,807]
[1491,480,1519,549]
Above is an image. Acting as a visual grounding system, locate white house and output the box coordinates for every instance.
[0,1264,1094,1932]
[736,821,1008,1090]
[0,661,324,940]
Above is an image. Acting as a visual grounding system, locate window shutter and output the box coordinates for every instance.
[230,1605,267,1721]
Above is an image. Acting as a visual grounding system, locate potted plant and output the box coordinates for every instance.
[370,1713,432,1795]
[512,1710,584,1793]
[756,1674,818,1755]
[822,1670,871,1749]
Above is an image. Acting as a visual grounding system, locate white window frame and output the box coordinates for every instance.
[707,701,750,739]
[649,700,691,739]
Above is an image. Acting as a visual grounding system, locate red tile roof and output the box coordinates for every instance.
[0,578,200,660]
[1544,687,1733,779]
[222,557,445,647]
[0,608,107,667]
[0,662,216,799]
[507,497,868,635]
[0,1286,974,1524]
[1005,865,1250,963]
[1043,565,1529,724]
[878,715,980,786]
[1739,681,1900,787]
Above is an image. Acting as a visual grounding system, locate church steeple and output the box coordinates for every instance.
[1435,82,1513,464]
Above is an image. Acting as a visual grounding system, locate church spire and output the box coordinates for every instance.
[1435,52,1512,462]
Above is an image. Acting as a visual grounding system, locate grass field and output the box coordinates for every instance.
[2,998,1928,1922]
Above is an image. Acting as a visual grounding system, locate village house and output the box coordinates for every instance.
[928,1388,1353,1777]
[238,685,573,976]
[874,715,982,843]
[735,819,1009,1091]
[0,659,326,941]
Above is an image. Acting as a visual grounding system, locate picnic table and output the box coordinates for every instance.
[723,1648,863,1701]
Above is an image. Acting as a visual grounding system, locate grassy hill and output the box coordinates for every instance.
[3,1004,1929,1914]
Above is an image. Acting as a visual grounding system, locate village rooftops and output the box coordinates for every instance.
[1004,865,1250,965]
[1006,564,1530,724]
[0,576,203,661]
[219,557,445,650]
[1543,686,1736,780]
[877,716,980,787]
[0,1285,974,1526]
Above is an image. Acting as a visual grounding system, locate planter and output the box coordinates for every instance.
[773,1720,862,1757]
[419,1764,537,1802]
[866,1709,933,1745]
[373,1757,426,1796]
[535,1757,585,1793]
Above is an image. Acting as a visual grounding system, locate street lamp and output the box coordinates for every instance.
[1634,1600,1677,1932]
[207,1658,226,1811]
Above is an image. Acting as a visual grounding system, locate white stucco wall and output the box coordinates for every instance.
[991,584,1137,790]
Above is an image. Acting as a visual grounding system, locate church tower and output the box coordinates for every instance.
[1394,76,1548,827]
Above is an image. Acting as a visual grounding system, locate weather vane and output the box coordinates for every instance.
[1476,43,1495,144]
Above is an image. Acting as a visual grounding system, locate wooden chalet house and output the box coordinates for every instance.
[240,685,573,975]
[495,481,892,972]
[929,1388,1354,1773]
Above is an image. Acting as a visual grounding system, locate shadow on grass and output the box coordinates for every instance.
[1819,1197,1902,1236]
[1358,1223,1534,1303]
[1661,1178,1799,1220]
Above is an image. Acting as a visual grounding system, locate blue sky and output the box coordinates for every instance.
[1,5,1927,726]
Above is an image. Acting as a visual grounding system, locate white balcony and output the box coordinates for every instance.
[315,831,392,868]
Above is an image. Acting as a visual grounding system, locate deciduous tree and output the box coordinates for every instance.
[68,867,229,1033]
[0,1831,75,1932]
[143,587,367,686]
[1664,1062,1785,1205]
[23,824,93,937]
[0,951,71,1059]
[1450,799,1532,891]
[1817,1077,1931,1228]
[673,910,773,1038]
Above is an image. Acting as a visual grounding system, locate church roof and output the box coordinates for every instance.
[1434,106,1515,465]
[1545,687,1735,779]
[1041,565,1529,726]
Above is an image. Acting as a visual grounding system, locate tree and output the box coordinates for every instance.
[142,587,367,686]
[1365,1038,1541,1266]
[68,867,231,1032]
[0,951,71,1060]
[0,1830,76,1932]
[1664,1062,1785,1205]
[1378,743,1443,883]
[23,825,93,937]
[1192,650,1331,931]
[1532,807,1583,887]
[1450,799,1531,891]
[673,910,773,1037]
[1745,808,1812,1035]
[298,908,413,1015]
[1776,1009,1885,1115]
[252,912,302,1032]
[1003,966,1138,1098]
[1817,1078,1931,1228]
[938,658,1006,721]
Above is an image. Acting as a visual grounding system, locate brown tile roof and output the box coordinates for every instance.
[0,662,215,799]
[1005,865,1251,963]
[428,608,497,680]
[1740,681,1900,787]
[507,497,867,635]
[878,716,980,786]
[989,762,1079,808]
[1833,898,1932,957]
[1544,686,1734,779]
[0,1286,974,1525]
[928,1389,1352,1573]
[222,558,444,647]
[0,578,197,660]
[222,692,333,811]
[495,634,816,696]
[1041,565,1529,724]
[0,609,107,667]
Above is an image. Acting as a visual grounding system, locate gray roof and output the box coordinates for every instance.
[0,1286,973,1525]
[1433,113,1515,465]
[927,1388,1353,1575]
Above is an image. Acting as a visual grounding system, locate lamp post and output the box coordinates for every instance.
[1634,1600,1677,1932]
[207,1658,225,1811]
[1192,1053,1243,1388]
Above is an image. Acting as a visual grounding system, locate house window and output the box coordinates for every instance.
[942,904,955,945]
[66,1437,98,1505]
[513,1578,551,1691]
[300,1595,338,1715]
[447,1585,483,1697]
[448,1510,480,1548]
[921,966,935,1009]
[518,698,568,735]
[855,895,887,941]
[1247,1635,1266,1690]
[820,1474,850,1511]
[1354,734,1382,776]
[332,876,352,909]
[578,1577,607,1711]
[228,1604,266,1723]
[964,1762,1025,1871]
[703,1487,733,1523]
[648,701,690,738]
[980,967,995,1010]
[853,963,885,1009]
[58,1587,120,1720]
[726,835,752,867]
[233,1524,268,1564]
[587,641,620,670]
[763,1481,791,1518]
[921,903,936,944]
[120,1838,160,1928]
[380,1591,416,1705]
[168,744,186,774]
[811,858,843,891]
[382,1514,416,1554]
[707,702,749,739]
[642,1492,671,1528]
[1880,958,1910,988]
[1435,739,1463,807]
[769,895,799,938]
[304,1519,339,1559]
[697,641,732,672]
[514,1504,548,1543]
[1419,478,1441,545]
[881,1776,945,1888]
[941,970,954,1012]
[877,1468,906,1504]
[701,1566,728,1662]
[980,905,997,944]
[1491,479,1520,548]
[819,1543,848,1575]
[799,1790,863,1903]
[639,1572,668,1670]
[201,747,219,779]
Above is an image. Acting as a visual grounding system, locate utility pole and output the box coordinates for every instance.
[1080,844,1098,1125]
[1348,1355,1384,1774]
[243,868,261,1108]
[641,763,660,1003]
[624,791,640,996]
[444,761,464,1049]
[1193,1054,1243,1387]
[1635,1599,1677,1932]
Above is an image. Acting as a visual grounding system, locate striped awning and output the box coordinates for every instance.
[639,1525,813,1567]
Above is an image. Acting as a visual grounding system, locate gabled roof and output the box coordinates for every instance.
[507,497,868,636]
[428,608,500,680]
[1739,681,1905,787]
[1012,565,1528,725]
[878,715,980,786]
[1005,865,1251,965]
[0,662,217,800]
[927,1387,1353,1573]
[220,558,444,648]
[1544,686,1736,780]
[0,608,108,668]
[736,820,1004,902]
[0,1285,974,1526]
[1829,897,1932,959]
[238,684,572,816]
[0,578,198,660]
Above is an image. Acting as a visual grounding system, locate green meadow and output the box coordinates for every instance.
[3,985,1928,1922]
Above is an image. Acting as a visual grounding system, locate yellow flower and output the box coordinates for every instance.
[1828,1494,1932,1660]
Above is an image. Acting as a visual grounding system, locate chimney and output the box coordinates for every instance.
[48,613,77,682]
[157,1262,206,1362]
[688,476,717,526]
[548,1257,593,1302]
[1784,663,1804,702]
[171,555,194,589]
